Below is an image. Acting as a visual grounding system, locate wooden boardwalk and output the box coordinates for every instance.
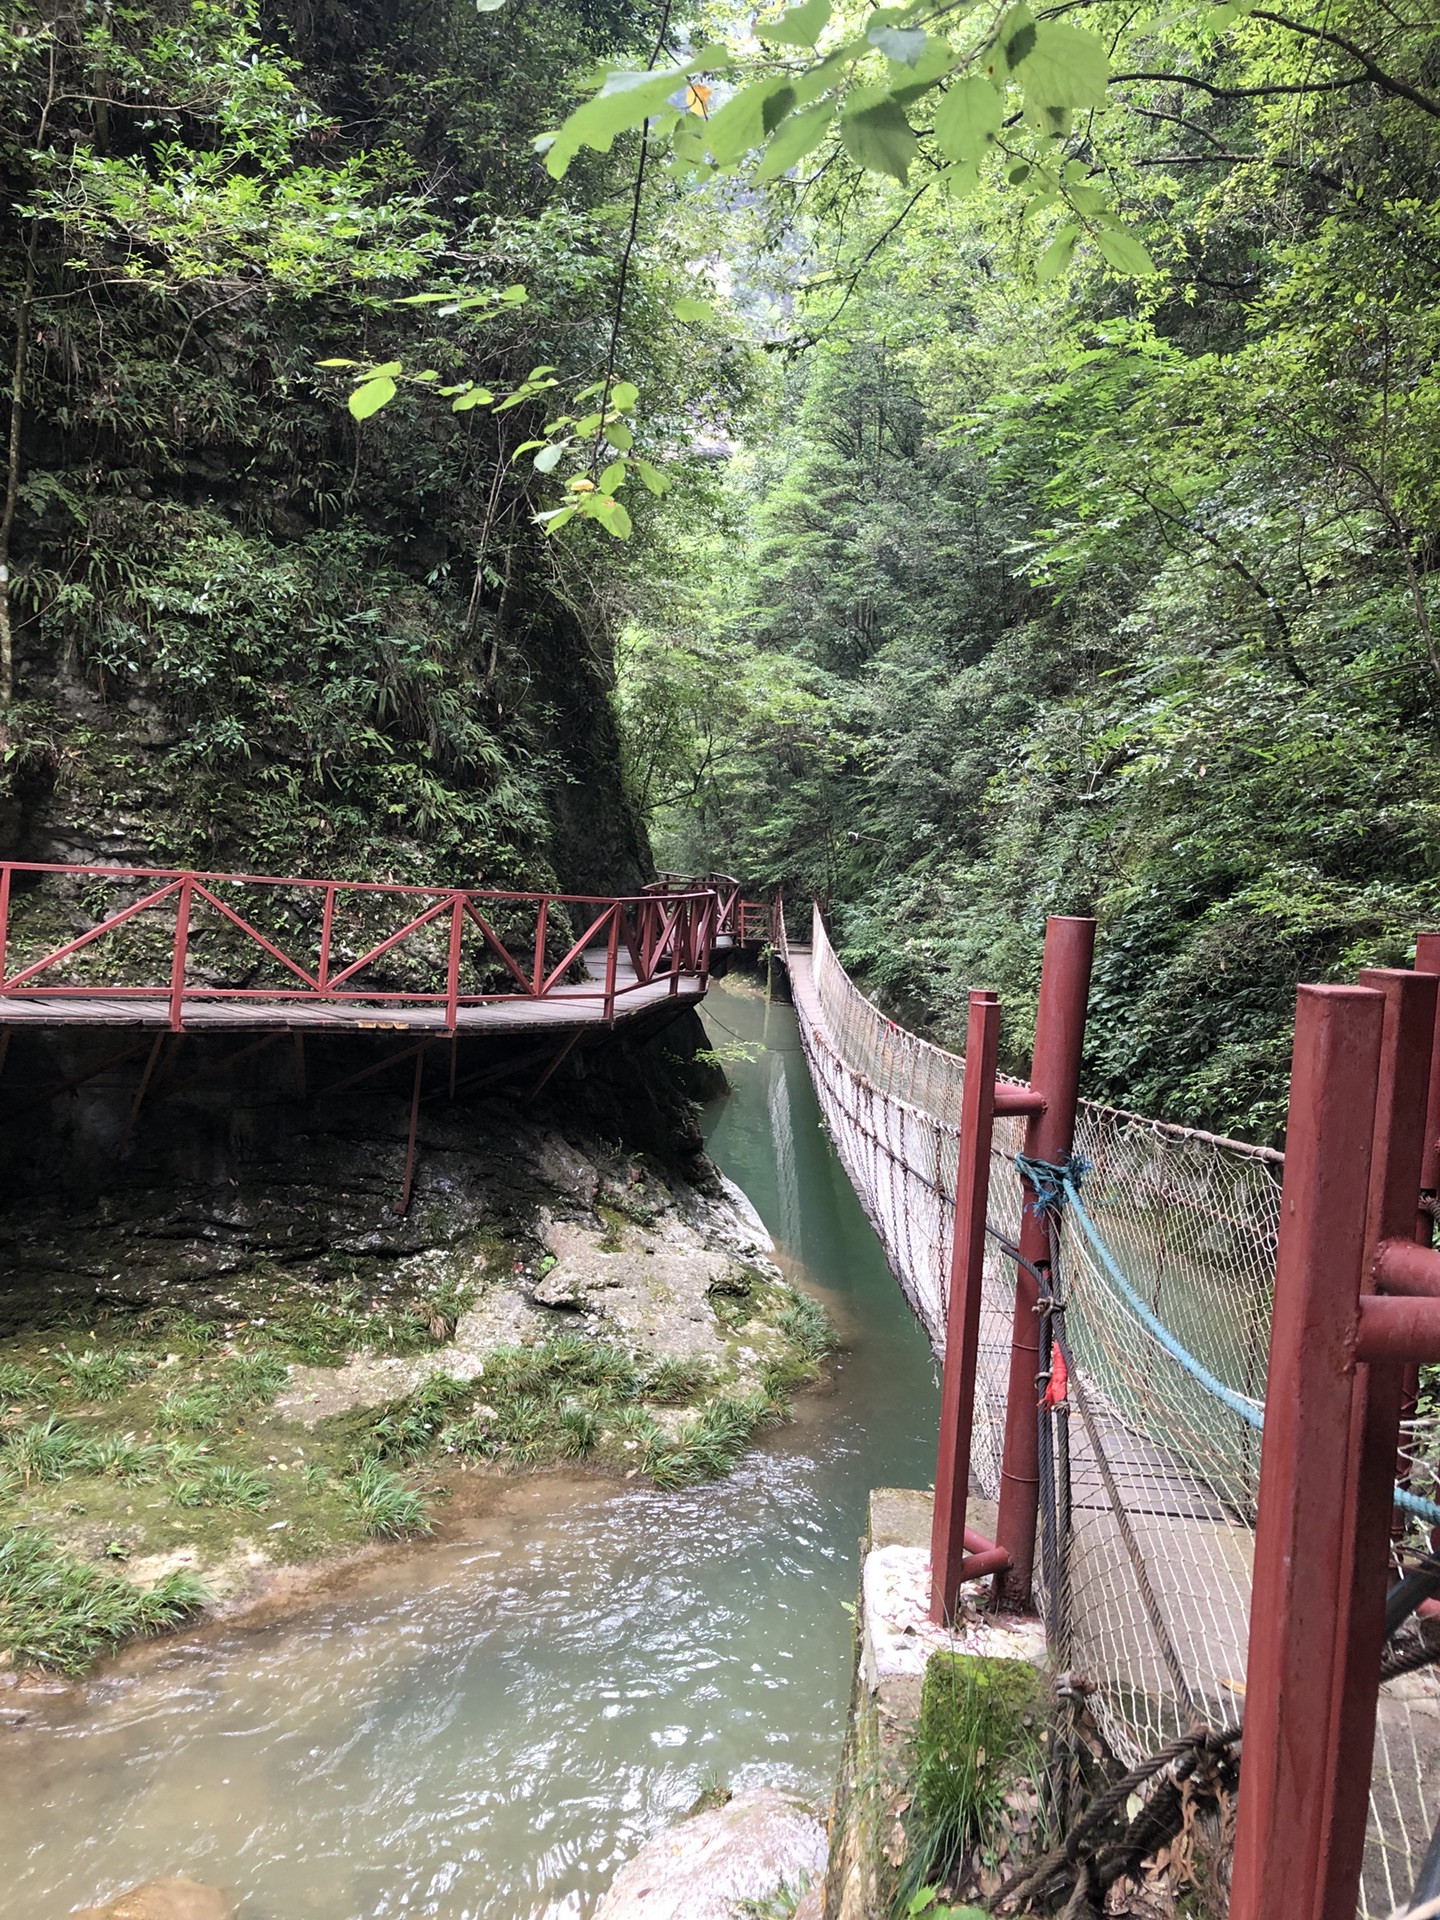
[0,951,704,1036]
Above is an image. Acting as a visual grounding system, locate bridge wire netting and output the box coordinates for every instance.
[793,907,1440,1918]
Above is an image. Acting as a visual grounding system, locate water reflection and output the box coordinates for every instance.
[0,972,937,1919]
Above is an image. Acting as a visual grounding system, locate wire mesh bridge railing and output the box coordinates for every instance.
[783,904,1440,1919]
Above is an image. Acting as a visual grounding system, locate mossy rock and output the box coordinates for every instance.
[919,1652,1046,1754]
[900,1652,1048,1907]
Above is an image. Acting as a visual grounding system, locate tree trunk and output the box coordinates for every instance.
[0,236,36,719]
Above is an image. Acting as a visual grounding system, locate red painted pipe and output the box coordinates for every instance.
[957,1545,1011,1581]
[1355,1294,1440,1363]
[992,1085,1046,1116]
[1374,1236,1440,1297]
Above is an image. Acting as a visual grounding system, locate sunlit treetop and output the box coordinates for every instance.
[538,0,1185,283]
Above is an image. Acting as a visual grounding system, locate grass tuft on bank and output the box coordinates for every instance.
[898,1652,1049,1912]
[0,1531,208,1675]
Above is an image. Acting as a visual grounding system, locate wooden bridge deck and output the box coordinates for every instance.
[0,952,705,1036]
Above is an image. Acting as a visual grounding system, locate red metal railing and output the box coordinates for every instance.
[929,916,1095,1622]
[650,871,773,947]
[0,862,722,1033]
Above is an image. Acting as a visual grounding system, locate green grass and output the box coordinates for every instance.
[643,1392,776,1489]
[896,1653,1048,1913]
[340,1458,431,1538]
[736,1879,814,1920]
[173,1465,272,1512]
[4,1417,98,1483]
[642,1355,714,1403]
[53,1347,153,1400]
[80,1434,170,1481]
[156,1386,229,1433]
[774,1288,836,1362]
[0,1530,208,1675]
[0,1238,832,1671]
[0,1362,45,1404]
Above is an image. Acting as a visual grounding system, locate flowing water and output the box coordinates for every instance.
[0,974,938,1920]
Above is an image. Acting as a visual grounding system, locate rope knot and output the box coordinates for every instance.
[1015,1151,1090,1215]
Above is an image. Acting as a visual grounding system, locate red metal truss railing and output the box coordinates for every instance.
[0,862,722,1033]
[648,871,771,946]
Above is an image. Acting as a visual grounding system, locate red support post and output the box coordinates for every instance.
[931,990,1004,1623]
[168,875,193,1032]
[603,905,619,1026]
[1230,985,1384,1920]
[994,914,1095,1609]
[698,894,714,989]
[445,892,464,1034]
[318,883,336,992]
[532,897,549,997]
[0,862,10,985]
[1391,935,1440,1541]
[1320,966,1437,1920]
[1413,934,1440,1218]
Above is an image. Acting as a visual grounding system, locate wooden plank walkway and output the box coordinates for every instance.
[0,951,705,1036]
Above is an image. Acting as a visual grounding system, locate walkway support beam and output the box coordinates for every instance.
[931,990,1005,1623]
[995,914,1095,1610]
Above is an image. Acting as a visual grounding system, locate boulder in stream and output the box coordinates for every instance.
[595,1788,826,1920]
[71,1877,236,1920]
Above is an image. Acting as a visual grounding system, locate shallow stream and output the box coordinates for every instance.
[0,974,938,1919]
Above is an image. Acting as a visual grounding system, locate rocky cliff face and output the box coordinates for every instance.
[0,0,660,900]
[0,1005,722,1333]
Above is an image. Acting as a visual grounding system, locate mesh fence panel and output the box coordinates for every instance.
[791,907,1440,1919]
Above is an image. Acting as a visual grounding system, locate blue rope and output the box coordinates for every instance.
[1014,1155,1440,1531]
[1059,1173,1267,1433]
[1394,1485,1440,1529]
[1015,1150,1090,1216]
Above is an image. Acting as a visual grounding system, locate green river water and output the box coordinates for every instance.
[0,973,939,1920]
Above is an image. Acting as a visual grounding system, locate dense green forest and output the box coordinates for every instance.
[3,0,1438,1141]
[611,0,1440,1142]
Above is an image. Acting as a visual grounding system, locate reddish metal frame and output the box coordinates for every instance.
[931,990,1011,1621]
[0,862,721,1034]
[1231,964,1440,1920]
[928,917,1095,1621]
[994,915,1096,1609]
[648,870,769,948]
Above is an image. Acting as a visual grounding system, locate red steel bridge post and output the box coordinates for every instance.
[930,990,1009,1622]
[1413,933,1440,1219]
[1230,967,1439,1920]
[994,914,1095,1610]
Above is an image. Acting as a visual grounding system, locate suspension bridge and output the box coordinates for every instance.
[777,903,1440,1920]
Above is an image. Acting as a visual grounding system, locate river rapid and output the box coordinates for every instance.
[0,973,938,1920]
